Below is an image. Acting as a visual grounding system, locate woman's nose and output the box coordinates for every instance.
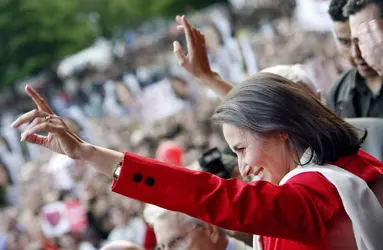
[237,158,247,177]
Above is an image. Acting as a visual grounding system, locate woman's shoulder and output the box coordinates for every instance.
[285,150,383,189]
[282,171,344,223]
[333,150,383,186]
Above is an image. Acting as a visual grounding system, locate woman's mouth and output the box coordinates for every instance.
[245,166,264,179]
[245,168,252,177]
[254,167,264,177]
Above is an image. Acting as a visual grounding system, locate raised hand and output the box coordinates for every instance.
[358,20,383,76]
[173,15,215,79]
[11,85,86,160]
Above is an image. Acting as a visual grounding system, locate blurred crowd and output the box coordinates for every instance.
[1,0,383,249]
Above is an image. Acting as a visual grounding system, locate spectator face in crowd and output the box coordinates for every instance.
[0,161,8,207]
[115,81,136,108]
[0,158,11,207]
[58,233,78,250]
[0,161,8,188]
[0,136,11,154]
[101,240,144,250]
[328,0,353,58]
[344,0,381,78]
[203,23,224,52]
[169,76,191,100]
[144,206,228,250]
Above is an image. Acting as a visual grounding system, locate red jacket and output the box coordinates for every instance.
[111,150,383,250]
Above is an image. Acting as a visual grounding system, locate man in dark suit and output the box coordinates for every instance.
[326,0,383,118]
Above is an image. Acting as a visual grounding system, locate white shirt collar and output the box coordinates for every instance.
[300,148,314,165]
[225,236,234,250]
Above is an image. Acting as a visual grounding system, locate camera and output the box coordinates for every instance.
[198,147,237,179]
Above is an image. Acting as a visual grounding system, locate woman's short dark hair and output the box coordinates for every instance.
[212,73,366,165]
[344,0,383,17]
[328,0,349,22]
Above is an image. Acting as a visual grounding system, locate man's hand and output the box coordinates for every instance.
[358,20,383,76]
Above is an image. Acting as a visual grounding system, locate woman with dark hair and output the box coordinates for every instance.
[11,16,383,250]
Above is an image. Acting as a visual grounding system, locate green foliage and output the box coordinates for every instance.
[79,0,227,36]
[79,0,143,37]
[153,0,227,17]
[0,0,96,89]
[0,0,227,89]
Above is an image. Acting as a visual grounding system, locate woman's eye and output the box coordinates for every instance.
[169,237,183,247]
[339,39,351,46]
[236,147,245,153]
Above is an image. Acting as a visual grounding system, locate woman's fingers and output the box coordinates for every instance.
[25,85,54,114]
[23,134,48,146]
[181,16,195,56]
[196,29,205,44]
[173,41,187,66]
[175,15,182,24]
[24,118,41,132]
[196,30,209,62]
[11,109,51,128]
[21,122,65,141]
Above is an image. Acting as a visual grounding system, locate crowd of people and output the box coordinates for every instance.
[1,0,383,250]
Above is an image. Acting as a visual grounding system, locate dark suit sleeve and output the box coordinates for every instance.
[325,75,344,112]
[111,152,342,242]
[325,87,337,112]
[325,69,352,113]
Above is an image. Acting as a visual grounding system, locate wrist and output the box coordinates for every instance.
[78,143,96,162]
[197,71,220,83]
[77,143,124,177]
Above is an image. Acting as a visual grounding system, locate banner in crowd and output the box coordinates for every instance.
[41,200,87,237]
[296,0,332,31]
[137,79,185,124]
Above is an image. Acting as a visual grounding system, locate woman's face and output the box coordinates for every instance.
[222,124,296,185]
[170,78,190,100]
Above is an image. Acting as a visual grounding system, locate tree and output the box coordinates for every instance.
[0,0,228,89]
[79,0,228,37]
[0,0,96,89]
[79,0,144,37]
[152,0,228,17]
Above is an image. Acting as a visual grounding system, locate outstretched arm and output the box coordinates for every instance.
[111,152,339,243]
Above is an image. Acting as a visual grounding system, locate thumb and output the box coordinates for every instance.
[173,41,187,66]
